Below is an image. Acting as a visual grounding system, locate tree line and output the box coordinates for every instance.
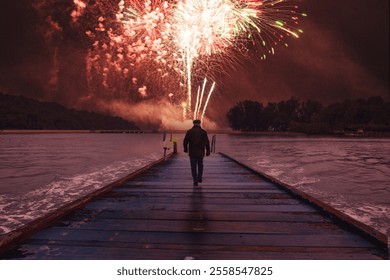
[226,96,390,134]
[0,93,139,130]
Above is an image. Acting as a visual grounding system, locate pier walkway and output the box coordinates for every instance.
[1,153,387,259]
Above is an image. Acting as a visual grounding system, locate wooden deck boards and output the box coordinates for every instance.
[1,153,387,260]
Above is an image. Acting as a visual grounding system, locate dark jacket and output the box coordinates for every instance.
[183,125,210,157]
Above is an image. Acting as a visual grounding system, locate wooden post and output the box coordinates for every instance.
[211,135,216,153]
[163,147,168,157]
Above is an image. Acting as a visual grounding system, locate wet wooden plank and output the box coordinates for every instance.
[107,191,294,199]
[25,228,377,248]
[83,202,318,212]
[1,153,387,260]
[59,219,349,235]
[90,195,302,205]
[24,238,385,256]
[66,210,332,223]
[8,243,383,260]
[125,181,276,187]
[110,188,287,194]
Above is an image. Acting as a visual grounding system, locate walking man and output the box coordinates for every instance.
[183,119,211,186]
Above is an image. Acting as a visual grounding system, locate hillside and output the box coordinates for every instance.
[0,93,139,130]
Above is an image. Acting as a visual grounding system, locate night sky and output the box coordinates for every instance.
[219,0,389,103]
[0,0,389,128]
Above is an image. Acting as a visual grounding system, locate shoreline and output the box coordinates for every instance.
[1,129,390,138]
[0,129,145,134]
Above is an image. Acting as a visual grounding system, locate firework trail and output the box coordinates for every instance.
[194,78,207,119]
[192,78,216,122]
[194,84,201,120]
[200,81,216,122]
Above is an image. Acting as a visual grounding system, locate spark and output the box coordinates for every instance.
[71,0,87,23]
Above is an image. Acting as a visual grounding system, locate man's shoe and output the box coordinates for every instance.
[193,181,198,186]
[198,178,202,183]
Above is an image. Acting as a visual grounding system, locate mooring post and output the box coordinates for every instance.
[172,136,178,154]
[211,135,216,153]
[163,147,168,157]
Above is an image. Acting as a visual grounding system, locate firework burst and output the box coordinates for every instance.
[171,0,305,118]
[80,0,305,120]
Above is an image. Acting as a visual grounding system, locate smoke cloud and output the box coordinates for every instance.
[77,97,218,130]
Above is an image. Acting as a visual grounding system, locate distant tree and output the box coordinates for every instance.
[226,95,390,134]
[226,105,244,131]
[317,102,346,127]
[297,100,323,123]
[277,98,300,119]
[262,102,278,130]
[384,102,390,125]
[275,97,300,130]
[367,96,384,106]
[0,92,139,130]
[226,100,264,131]
[366,96,387,125]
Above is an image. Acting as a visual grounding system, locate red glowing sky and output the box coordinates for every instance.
[0,0,388,128]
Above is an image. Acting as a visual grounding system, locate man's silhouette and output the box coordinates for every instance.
[183,119,211,186]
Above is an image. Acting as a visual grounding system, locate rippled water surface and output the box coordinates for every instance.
[0,133,163,234]
[217,134,390,237]
[1,133,389,238]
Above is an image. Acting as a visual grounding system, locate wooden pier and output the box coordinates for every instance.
[0,153,388,259]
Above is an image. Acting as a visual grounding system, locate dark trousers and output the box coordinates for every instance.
[190,156,203,183]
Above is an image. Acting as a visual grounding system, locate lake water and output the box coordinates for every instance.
[0,133,389,239]
[216,134,390,238]
[0,133,163,234]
